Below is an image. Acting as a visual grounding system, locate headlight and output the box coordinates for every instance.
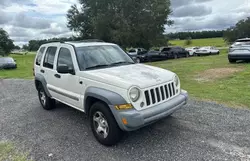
[129,87,140,102]
[174,75,180,87]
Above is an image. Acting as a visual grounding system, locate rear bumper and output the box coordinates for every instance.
[111,90,188,131]
[228,53,250,60]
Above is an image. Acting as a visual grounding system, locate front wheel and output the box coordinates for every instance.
[229,59,236,63]
[89,102,123,146]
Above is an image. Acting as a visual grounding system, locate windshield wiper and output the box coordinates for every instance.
[110,61,134,66]
[85,64,110,70]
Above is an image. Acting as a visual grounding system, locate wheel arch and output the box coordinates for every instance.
[34,74,51,97]
[84,87,127,115]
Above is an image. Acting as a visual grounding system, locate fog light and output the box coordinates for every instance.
[140,102,145,107]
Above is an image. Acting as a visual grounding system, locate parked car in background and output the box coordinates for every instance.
[185,47,199,56]
[196,46,220,56]
[228,38,250,63]
[0,57,17,69]
[128,48,147,56]
[127,48,147,63]
[161,46,190,59]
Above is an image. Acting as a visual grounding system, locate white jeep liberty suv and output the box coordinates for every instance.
[34,40,188,146]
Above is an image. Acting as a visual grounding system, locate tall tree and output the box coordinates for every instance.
[67,0,172,49]
[223,17,250,43]
[0,28,15,56]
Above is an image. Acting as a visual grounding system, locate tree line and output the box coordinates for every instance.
[166,30,224,40]
[223,17,250,43]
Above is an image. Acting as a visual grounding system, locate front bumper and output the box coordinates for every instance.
[111,90,188,131]
[228,53,250,60]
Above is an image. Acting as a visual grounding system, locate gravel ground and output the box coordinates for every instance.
[1,79,250,161]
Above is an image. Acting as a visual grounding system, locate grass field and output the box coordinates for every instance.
[169,37,227,47]
[149,49,250,108]
[0,142,30,161]
[1,49,250,108]
[0,54,35,79]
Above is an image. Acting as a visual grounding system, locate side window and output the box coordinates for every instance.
[43,47,57,69]
[36,47,45,65]
[57,47,74,70]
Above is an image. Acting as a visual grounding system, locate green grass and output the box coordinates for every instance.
[148,49,250,108]
[0,142,31,161]
[0,54,35,79]
[169,37,227,47]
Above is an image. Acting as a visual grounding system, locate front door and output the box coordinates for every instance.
[48,44,82,109]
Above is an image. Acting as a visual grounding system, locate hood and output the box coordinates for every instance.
[80,64,175,89]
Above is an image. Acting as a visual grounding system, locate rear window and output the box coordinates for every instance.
[36,47,45,65]
[43,47,57,69]
[128,49,136,52]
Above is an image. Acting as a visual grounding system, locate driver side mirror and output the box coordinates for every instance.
[57,64,75,75]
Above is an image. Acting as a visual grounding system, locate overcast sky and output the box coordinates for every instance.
[0,0,249,46]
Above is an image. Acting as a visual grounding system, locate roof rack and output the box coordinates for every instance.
[76,39,105,42]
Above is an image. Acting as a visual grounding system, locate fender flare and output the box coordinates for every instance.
[34,74,52,97]
[84,87,127,114]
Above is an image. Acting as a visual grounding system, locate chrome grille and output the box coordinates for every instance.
[144,82,176,106]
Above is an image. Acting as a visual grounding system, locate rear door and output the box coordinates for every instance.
[41,46,58,98]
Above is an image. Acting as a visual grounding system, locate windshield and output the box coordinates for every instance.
[76,45,134,70]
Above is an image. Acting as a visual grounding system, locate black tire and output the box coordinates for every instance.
[217,51,220,55]
[89,102,123,146]
[229,59,236,63]
[37,84,55,110]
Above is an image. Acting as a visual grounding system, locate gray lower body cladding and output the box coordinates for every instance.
[228,53,250,60]
[111,90,188,131]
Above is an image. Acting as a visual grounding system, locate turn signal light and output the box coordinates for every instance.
[115,104,133,110]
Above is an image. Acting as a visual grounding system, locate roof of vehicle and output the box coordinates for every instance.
[41,40,116,48]
[0,57,15,63]
[236,38,250,41]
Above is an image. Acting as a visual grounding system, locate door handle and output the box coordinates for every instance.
[40,69,45,73]
[54,74,61,78]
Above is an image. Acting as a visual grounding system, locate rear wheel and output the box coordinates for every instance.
[38,84,55,110]
[89,102,123,146]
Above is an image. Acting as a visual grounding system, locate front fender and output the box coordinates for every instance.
[84,87,127,111]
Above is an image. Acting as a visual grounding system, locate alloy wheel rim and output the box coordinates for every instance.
[39,91,46,106]
[93,111,109,138]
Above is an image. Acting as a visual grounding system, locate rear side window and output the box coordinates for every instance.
[57,48,74,70]
[36,47,45,65]
[43,47,57,69]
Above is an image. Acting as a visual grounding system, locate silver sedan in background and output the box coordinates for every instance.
[0,57,17,69]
